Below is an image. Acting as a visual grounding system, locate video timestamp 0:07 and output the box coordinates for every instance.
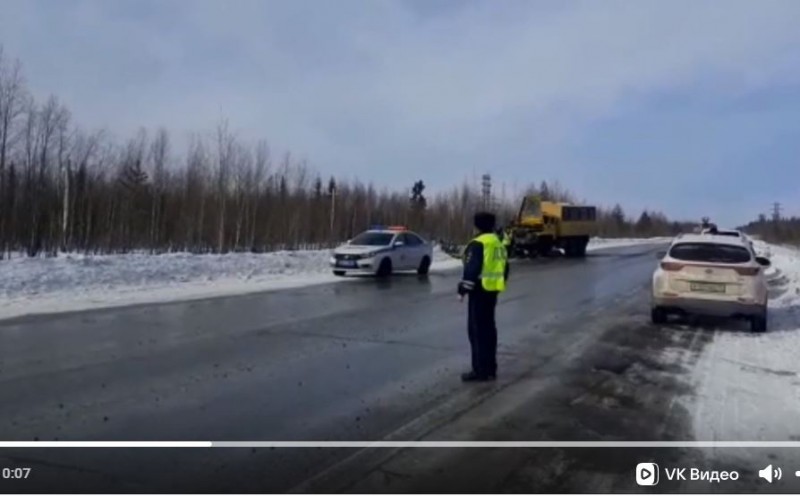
[2,467,31,479]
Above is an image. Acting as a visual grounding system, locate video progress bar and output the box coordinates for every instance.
[1,441,800,448]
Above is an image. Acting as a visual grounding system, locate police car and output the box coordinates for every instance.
[330,226,433,277]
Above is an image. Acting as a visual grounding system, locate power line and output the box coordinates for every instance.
[481,173,492,210]
[771,202,782,222]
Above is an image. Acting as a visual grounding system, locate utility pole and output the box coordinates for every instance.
[328,178,337,244]
[330,188,336,236]
[771,202,782,222]
[481,174,492,211]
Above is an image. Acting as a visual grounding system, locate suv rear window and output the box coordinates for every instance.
[669,243,751,264]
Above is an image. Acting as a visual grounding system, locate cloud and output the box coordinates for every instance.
[1,0,799,223]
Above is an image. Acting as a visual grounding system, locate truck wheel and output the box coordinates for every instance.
[651,307,667,324]
[417,256,431,275]
[537,238,554,257]
[563,238,588,258]
[563,241,576,258]
[750,312,767,333]
[576,241,588,257]
[376,258,393,278]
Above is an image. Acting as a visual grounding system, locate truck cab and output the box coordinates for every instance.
[507,195,597,258]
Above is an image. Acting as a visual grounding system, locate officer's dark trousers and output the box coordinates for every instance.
[467,290,498,377]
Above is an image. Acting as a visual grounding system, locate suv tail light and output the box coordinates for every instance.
[734,267,760,276]
[660,262,684,271]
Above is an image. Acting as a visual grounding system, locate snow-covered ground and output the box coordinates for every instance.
[0,237,664,321]
[0,247,464,321]
[586,236,672,251]
[691,241,800,442]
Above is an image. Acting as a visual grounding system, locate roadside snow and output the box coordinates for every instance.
[0,237,658,321]
[0,247,461,321]
[691,241,800,442]
[586,236,671,251]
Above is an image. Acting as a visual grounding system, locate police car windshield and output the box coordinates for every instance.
[350,232,395,246]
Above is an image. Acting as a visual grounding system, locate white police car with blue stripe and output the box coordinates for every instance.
[330,226,433,277]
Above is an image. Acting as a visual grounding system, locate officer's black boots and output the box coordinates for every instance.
[461,371,496,382]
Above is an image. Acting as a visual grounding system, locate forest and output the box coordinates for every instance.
[0,45,687,258]
[740,214,800,246]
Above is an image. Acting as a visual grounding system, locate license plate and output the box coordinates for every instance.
[690,282,726,293]
[336,260,357,268]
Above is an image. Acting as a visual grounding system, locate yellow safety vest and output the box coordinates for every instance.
[474,233,507,292]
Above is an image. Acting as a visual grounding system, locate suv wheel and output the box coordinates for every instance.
[651,307,667,324]
[750,312,767,333]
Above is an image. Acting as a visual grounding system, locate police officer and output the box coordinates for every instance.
[458,212,509,382]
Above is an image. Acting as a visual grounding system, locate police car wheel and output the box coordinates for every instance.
[376,258,393,278]
[333,270,346,277]
[417,256,431,275]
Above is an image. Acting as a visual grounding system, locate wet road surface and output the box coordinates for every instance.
[7,242,778,492]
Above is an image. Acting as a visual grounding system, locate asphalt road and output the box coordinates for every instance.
[7,242,784,493]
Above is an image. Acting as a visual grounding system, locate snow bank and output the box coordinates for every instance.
[691,241,800,442]
[0,237,655,321]
[586,236,671,251]
[0,247,461,321]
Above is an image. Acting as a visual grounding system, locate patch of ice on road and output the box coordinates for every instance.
[691,241,800,443]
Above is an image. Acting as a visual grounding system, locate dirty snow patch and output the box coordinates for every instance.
[586,237,671,252]
[691,241,800,442]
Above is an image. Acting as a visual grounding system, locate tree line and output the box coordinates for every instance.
[740,214,800,246]
[0,45,685,258]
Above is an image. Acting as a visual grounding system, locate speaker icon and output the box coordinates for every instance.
[759,464,782,483]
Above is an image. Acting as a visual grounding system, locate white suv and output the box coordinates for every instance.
[330,227,433,277]
[651,234,771,332]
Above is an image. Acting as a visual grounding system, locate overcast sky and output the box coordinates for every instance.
[2,0,799,225]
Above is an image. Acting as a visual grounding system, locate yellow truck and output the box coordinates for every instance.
[505,195,597,258]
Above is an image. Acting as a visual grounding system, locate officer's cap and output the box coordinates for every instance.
[474,212,496,232]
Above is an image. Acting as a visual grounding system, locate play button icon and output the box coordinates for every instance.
[637,463,660,486]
